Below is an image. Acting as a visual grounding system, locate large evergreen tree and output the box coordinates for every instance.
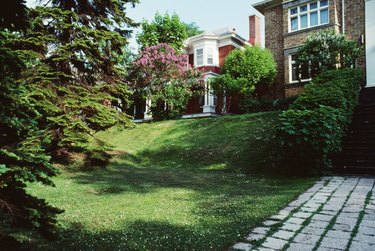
[12,0,139,159]
[0,0,62,246]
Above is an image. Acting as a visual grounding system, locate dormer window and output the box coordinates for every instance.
[289,0,329,32]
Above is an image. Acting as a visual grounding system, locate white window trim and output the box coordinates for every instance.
[289,54,312,84]
[196,48,204,66]
[207,47,214,65]
[288,0,329,33]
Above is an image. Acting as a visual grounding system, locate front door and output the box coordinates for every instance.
[366,0,375,87]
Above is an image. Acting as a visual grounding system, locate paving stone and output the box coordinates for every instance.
[304,201,322,209]
[322,205,342,211]
[262,237,287,250]
[269,214,288,221]
[300,226,325,236]
[293,211,312,219]
[231,242,253,251]
[349,240,375,251]
[316,247,344,251]
[287,242,314,251]
[325,230,351,239]
[293,233,320,245]
[252,227,270,235]
[263,220,279,227]
[319,236,349,250]
[301,207,317,213]
[311,213,334,222]
[335,216,357,226]
[332,222,355,232]
[307,220,330,230]
[285,217,305,225]
[353,233,375,244]
[357,225,375,236]
[341,207,361,213]
[272,230,295,240]
[281,223,301,232]
[337,212,359,219]
[319,210,336,216]
[255,247,276,251]
[245,233,265,242]
[363,213,375,222]
[361,219,375,228]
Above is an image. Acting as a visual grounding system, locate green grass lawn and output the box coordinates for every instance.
[28,113,315,250]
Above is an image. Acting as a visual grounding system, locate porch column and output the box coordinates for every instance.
[144,96,152,120]
[203,83,216,113]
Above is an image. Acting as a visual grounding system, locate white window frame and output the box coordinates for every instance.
[207,47,214,65]
[196,48,204,66]
[288,0,329,33]
[289,54,312,83]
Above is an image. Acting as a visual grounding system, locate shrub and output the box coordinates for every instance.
[211,45,277,113]
[298,30,361,77]
[239,97,297,113]
[277,69,362,174]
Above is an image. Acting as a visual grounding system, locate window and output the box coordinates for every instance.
[196,48,203,66]
[289,0,329,32]
[289,54,311,83]
[207,48,213,65]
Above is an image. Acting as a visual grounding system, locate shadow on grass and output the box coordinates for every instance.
[34,219,255,251]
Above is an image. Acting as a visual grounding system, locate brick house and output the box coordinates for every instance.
[182,27,251,118]
[252,0,375,98]
[133,23,257,121]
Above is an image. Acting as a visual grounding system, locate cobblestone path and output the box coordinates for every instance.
[231,176,375,251]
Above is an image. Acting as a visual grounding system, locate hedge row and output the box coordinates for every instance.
[277,69,362,174]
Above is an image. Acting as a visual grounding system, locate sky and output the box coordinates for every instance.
[26,0,265,50]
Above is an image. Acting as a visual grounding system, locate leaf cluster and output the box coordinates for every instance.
[211,45,277,95]
[298,29,361,78]
[137,12,188,51]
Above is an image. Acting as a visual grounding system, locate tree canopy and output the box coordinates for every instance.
[136,12,189,51]
[130,43,203,120]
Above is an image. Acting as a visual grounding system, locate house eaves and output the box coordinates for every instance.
[252,0,284,13]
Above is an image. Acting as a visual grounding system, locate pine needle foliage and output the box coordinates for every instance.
[0,0,62,245]
[11,0,139,158]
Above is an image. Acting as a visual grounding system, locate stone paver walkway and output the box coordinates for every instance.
[231,176,375,251]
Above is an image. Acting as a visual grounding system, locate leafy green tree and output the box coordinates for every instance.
[131,43,204,120]
[12,0,138,159]
[0,0,62,245]
[137,12,188,51]
[183,22,203,37]
[298,29,361,78]
[211,45,277,112]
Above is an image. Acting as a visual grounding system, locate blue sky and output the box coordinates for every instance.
[26,0,264,49]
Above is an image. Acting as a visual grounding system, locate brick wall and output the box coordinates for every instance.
[264,5,285,98]
[344,0,365,69]
[219,45,236,68]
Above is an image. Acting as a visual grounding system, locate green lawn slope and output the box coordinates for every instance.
[28,113,315,250]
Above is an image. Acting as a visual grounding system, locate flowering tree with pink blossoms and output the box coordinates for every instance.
[131,43,204,120]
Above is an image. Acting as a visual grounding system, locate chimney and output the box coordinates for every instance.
[249,15,261,46]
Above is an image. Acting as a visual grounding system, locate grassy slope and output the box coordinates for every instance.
[29,113,315,250]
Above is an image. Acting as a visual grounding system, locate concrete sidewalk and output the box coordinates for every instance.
[231,176,375,251]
